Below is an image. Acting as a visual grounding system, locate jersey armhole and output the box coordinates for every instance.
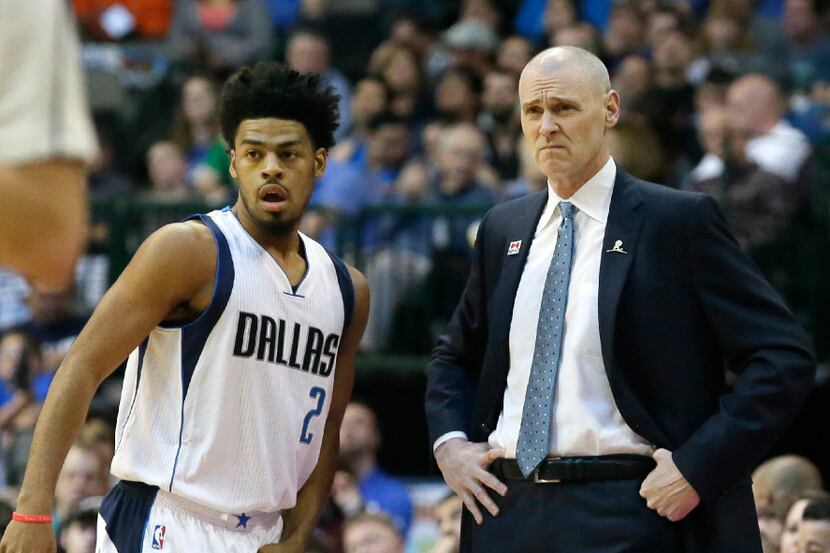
[326,251,355,333]
[158,214,235,330]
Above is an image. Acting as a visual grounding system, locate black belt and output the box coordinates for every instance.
[491,455,656,484]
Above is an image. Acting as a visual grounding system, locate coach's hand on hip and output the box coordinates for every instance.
[435,437,507,525]
[639,448,701,522]
[0,521,56,553]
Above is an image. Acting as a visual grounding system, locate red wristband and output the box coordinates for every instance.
[12,512,53,523]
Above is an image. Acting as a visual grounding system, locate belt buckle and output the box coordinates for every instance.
[532,456,562,484]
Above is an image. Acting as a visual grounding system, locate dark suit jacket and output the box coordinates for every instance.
[424,169,816,552]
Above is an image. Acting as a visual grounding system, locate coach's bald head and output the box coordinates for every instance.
[518,46,620,197]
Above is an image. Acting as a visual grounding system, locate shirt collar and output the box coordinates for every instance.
[541,156,616,228]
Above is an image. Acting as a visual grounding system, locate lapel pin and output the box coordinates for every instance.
[507,240,522,256]
[606,240,628,254]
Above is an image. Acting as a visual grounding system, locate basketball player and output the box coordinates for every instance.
[0,62,369,552]
[0,0,97,292]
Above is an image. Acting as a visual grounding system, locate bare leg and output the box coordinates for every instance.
[0,159,88,292]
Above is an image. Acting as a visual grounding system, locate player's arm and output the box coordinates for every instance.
[0,222,216,553]
[260,266,369,553]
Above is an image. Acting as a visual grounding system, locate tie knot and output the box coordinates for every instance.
[559,201,576,220]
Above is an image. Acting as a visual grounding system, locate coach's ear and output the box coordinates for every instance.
[229,150,238,179]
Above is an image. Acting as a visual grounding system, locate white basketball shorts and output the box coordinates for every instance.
[96,481,284,553]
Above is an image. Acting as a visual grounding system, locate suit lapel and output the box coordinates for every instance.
[486,191,548,396]
[598,171,644,372]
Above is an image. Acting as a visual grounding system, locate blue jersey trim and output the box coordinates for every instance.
[113,337,149,457]
[169,213,235,492]
[99,480,159,553]
[327,252,355,332]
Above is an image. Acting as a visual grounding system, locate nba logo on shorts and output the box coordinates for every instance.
[152,525,166,550]
[507,240,522,256]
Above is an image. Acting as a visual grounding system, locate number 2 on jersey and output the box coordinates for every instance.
[300,386,326,444]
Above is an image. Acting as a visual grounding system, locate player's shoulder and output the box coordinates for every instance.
[145,219,215,251]
[133,220,218,279]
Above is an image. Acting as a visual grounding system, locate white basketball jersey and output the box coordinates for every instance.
[110,208,354,514]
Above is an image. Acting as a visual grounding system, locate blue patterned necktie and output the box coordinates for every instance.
[516,201,577,477]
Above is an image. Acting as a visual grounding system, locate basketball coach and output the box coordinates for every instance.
[424,46,815,553]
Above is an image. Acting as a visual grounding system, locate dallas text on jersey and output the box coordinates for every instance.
[232,311,340,377]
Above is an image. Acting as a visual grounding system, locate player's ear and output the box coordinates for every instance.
[229,150,238,179]
[313,148,327,178]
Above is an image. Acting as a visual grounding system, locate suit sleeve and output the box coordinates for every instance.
[424,211,491,446]
[672,194,816,502]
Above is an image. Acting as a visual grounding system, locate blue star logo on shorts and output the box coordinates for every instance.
[235,513,250,529]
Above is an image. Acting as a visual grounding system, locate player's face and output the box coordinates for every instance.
[344,521,403,553]
[783,500,810,553]
[230,118,326,235]
[798,520,830,553]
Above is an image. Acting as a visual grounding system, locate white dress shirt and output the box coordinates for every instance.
[434,157,654,458]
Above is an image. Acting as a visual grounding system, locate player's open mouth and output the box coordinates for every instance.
[259,186,288,212]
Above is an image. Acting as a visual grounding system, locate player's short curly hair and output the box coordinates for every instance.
[219,62,340,150]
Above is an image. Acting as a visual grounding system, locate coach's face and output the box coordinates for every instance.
[519,51,619,193]
[230,118,326,234]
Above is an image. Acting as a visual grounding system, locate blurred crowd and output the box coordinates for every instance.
[1,0,829,551]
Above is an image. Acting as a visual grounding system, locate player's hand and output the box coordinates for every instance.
[639,448,701,522]
[0,521,57,553]
[434,438,507,525]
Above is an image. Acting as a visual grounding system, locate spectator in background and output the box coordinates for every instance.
[726,74,813,185]
[687,106,730,186]
[171,75,233,198]
[781,490,830,553]
[369,43,430,125]
[339,402,413,536]
[340,114,410,199]
[783,0,830,92]
[335,77,390,163]
[603,1,647,68]
[649,28,700,174]
[53,443,110,535]
[759,503,787,553]
[496,36,534,77]
[0,495,12,535]
[799,498,830,553]
[0,330,40,488]
[552,22,604,55]
[286,27,352,141]
[58,507,98,553]
[434,68,482,123]
[690,3,760,84]
[611,55,653,121]
[479,69,521,180]
[608,118,666,182]
[145,141,190,201]
[166,0,272,75]
[753,455,824,515]
[513,0,576,45]
[76,418,116,483]
[18,289,89,402]
[342,513,405,553]
[504,139,547,200]
[442,19,499,77]
[73,0,173,41]
[429,493,463,553]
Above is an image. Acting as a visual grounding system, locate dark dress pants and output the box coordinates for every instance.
[462,477,683,553]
